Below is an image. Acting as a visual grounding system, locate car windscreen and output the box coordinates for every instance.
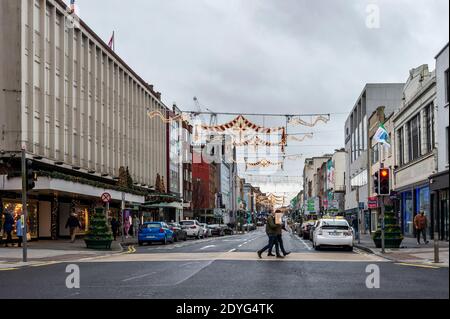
[143,223,161,228]
[180,221,194,226]
[321,220,349,229]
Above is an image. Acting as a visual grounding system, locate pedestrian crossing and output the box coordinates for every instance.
[78,251,388,263]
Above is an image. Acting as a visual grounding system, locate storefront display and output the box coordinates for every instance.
[401,191,414,236]
[1,201,38,240]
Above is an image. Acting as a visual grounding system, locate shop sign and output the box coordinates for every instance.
[368,197,379,209]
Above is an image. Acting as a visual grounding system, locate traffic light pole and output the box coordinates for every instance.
[380,196,385,254]
[21,148,28,262]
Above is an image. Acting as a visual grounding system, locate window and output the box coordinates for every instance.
[445,68,449,104]
[425,104,434,153]
[397,127,405,165]
[371,144,379,164]
[408,113,421,162]
[447,126,449,165]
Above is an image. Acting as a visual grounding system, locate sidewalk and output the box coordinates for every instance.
[355,234,449,267]
[0,237,138,270]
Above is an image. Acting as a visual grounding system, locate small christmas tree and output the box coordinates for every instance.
[372,206,404,248]
[84,207,113,249]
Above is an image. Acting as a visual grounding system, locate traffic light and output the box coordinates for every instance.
[379,168,390,195]
[26,159,36,191]
[373,171,379,195]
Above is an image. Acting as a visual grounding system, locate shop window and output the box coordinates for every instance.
[1,201,38,240]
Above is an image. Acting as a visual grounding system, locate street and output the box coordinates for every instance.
[0,229,448,299]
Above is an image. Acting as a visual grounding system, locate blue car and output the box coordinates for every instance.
[138,222,174,246]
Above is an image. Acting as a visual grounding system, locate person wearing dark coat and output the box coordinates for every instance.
[111,218,119,241]
[65,213,82,243]
[3,213,14,247]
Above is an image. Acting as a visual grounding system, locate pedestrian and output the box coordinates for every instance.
[15,216,23,247]
[257,210,284,259]
[124,214,131,239]
[132,214,140,238]
[414,211,429,245]
[65,212,81,243]
[110,217,119,241]
[268,214,291,257]
[3,212,14,247]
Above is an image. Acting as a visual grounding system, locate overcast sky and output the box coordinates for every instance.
[73,0,449,201]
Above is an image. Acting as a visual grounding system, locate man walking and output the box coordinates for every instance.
[3,212,14,247]
[65,212,81,243]
[257,210,283,259]
[414,211,429,245]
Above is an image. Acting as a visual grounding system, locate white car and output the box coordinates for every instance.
[180,220,205,239]
[200,223,212,238]
[313,218,354,251]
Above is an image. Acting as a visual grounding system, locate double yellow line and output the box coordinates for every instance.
[126,245,136,254]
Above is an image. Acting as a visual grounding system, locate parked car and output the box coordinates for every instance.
[256,220,264,227]
[180,220,204,239]
[208,224,225,236]
[168,222,187,242]
[243,223,256,231]
[138,222,174,246]
[309,221,320,242]
[200,223,212,238]
[313,218,354,251]
[222,225,234,235]
[300,221,315,239]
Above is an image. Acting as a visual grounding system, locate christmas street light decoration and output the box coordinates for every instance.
[288,115,330,127]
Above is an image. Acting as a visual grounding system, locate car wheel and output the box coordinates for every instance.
[315,245,321,251]
[197,232,201,240]
[138,241,143,246]
[346,246,353,252]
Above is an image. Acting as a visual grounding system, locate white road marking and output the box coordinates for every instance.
[122,272,156,282]
[228,249,237,252]
[300,238,313,251]
[200,245,216,250]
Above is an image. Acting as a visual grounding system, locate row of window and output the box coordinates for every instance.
[397,104,434,166]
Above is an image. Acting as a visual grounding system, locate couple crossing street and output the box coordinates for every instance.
[257,210,291,259]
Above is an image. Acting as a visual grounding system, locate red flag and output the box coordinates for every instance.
[108,32,115,51]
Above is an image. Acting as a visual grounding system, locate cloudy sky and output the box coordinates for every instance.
[73,0,448,201]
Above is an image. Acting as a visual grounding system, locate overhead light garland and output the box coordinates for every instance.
[234,135,287,152]
[287,133,314,142]
[245,158,284,171]
[147,110,191,124]
[288,115,330,127]
[198,115,286,141]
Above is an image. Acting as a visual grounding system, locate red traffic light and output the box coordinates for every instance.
[380,169,389,178]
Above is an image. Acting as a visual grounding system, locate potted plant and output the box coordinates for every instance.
[84,208,113,250]
[372,206,403,248]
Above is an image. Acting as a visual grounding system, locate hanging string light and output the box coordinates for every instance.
[288,115,330,127]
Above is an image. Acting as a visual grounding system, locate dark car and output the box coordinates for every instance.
[168,222,187,242]
[208,224,225,236]
[301,221,316,240]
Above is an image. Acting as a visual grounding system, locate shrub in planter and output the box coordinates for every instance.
[84,207,113,250]
[372,209,403,249]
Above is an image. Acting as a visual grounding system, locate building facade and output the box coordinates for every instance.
[393,65,436,238]
[344,83,404,232]
[0,0,168,239]
[430,43,449,241]
[325,149,346,214]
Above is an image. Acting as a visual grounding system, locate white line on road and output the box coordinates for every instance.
[228,249,236,252]
[122,272,156,282]
[200,245,216,250]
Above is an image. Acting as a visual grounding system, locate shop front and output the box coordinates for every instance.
[1,199,39,241]
[430,170,449,241]
[400,184,431,237]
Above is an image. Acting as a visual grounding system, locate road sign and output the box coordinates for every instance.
[101,192,112,203]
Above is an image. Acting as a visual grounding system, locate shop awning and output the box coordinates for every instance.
[143,202,183,209]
